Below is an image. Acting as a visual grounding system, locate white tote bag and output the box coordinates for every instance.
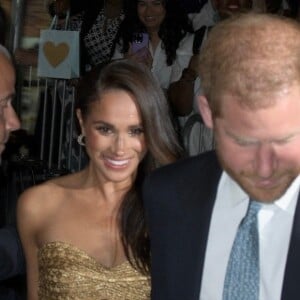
[37,13,80,79]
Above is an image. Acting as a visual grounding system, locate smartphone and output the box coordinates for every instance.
[132,33,149,53]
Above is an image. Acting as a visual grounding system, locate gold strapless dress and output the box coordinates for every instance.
[38,241,150,300]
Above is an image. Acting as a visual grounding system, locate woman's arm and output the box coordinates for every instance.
[17,187,45,300]
[168,54,199,117]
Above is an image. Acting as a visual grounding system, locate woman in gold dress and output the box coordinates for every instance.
[17,59,182,299]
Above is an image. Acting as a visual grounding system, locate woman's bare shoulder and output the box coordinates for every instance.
[17,172,80,218]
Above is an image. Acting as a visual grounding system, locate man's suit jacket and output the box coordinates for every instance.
[143,151,300,300]
[0,226,25,280]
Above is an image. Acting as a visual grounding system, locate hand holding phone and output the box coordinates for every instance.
[132,33,149,53]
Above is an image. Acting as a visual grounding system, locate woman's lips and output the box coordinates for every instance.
[104,157,130,168]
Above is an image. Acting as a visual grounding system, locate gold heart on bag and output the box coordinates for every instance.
[43,41,70,67]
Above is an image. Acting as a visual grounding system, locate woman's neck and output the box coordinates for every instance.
[149,31,161,52]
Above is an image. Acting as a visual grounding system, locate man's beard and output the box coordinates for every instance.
[216,147,300,202]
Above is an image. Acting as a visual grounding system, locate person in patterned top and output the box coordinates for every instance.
[68,0,125,74]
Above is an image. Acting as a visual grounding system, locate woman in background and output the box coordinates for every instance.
[113,0,194,91]
[17,59,182,299]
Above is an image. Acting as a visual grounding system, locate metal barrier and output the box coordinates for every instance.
[181,113,215,156]
[15,65,86,174]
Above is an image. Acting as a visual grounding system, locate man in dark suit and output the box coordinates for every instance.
[0,226,24,280]
[143,13,300,300]
[0,45,25,285]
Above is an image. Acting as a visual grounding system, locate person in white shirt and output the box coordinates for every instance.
[143,13,300,300]
[170,0,254,156]
[112,0,194,91]
[188,0,217,30]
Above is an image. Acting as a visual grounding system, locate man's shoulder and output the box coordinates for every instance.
[149,150,221,183]
[143,151,221,216]
[178,150,218,168]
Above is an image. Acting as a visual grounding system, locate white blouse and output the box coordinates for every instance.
[112,33,194,90]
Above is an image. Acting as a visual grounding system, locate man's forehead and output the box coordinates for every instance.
[0,50,13,68]
[0,56,15,82]
[0,63,16,104]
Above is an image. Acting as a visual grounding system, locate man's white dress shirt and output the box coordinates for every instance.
[200,172,300,300]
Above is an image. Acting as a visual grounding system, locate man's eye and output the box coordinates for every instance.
[235,138,256,147]
[0,99,9,108]
[273,137,293,145]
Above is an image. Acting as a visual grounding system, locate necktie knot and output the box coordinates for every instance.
[241,200,262,226]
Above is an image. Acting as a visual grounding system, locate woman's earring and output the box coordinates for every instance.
[77,133,86,146]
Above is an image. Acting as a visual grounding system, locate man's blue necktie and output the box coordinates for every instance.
[223,200,262,300]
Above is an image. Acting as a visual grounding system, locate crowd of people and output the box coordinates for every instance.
[1,0,300,299]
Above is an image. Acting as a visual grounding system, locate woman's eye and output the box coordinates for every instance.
[137,1,146,7]
[129,127,144,136]
[97,126,112,135]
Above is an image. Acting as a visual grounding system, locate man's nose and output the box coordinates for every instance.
[254,143,277,178]
[5,105,21,132]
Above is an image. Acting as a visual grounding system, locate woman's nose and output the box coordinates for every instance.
[113,134,126,155]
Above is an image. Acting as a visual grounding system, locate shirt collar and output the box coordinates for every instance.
[206,0,219,25]
[219,171,300,214]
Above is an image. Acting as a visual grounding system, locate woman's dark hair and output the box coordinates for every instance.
[0,5,7,45]
[115,0,193,66]
[48,0,87,18]
[79,0,105,37]
[76,59,183,273]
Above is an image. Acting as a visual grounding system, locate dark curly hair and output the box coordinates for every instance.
[114,0,193,66]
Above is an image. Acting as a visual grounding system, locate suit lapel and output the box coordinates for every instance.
[281,193,300,299]
[176,153,222,300]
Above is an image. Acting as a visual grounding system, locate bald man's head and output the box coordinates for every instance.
[0,45,20,157]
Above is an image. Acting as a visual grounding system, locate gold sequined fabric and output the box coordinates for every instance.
[38,241,150,300]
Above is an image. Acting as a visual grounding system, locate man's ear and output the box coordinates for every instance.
[76,109,85,135]
[197,95,213,129]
